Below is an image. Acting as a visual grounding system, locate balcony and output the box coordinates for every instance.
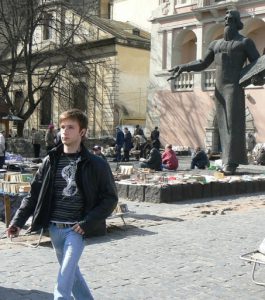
[172,72,194,91]
[195,0,240,8]
[173,69,216,91]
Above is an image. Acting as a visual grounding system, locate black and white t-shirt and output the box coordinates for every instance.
[50,153,84,223]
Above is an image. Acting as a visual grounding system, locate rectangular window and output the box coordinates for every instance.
[40,88,52,125]
[43,13,53,40]
[162,31,167,70]
[73,83,87,112]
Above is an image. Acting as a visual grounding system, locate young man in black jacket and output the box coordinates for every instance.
[7,108,118,300]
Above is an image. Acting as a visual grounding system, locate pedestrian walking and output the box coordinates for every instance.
[114,127,124,162]
[31,128,42,158]
[45,124,55,153]
[122,127,133,162]
[7,108,118,300]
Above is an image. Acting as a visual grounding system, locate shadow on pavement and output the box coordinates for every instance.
[0,286,53,300]
[129,213,183,222]
[87,225,157,245]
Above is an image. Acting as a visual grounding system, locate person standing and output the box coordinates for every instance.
[45,124,55,153]
[246,132,256,156]
[7,108,118,300]
[31,128,42,158]
[123,127,133,162]
[150,126,160,150]
[134,124,144,137]
[0,130,5,168]
[168,10,263,174]
[55,127,62,146]
[151,126,159,141]
[114,127,124,162]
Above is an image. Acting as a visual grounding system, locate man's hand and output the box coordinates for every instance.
[7,225,21,238]
[72,223,85,235]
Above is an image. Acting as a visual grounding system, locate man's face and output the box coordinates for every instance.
[60,119,84,146]
[224,11,237,27]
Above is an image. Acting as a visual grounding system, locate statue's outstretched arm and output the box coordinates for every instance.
[168,49,214,81]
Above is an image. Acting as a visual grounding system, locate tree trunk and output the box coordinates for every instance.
[17,121,25,137]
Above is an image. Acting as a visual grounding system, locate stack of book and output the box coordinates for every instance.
[0,172,33,194]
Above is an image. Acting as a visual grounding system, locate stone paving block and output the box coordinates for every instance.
[170,184,183,202]
[181,183,194,200]
[160,185,172,203]
[202,183,212,198]
[211,181,228,197]
[144,185,160,203]
[127,185,144,202]
[252,180,261,193]
[236,181,247,195]
[245,180,254,194]
[190,182,203,200]
[228,181,238,195]
[259,180,265,192]
[116,183,128,199]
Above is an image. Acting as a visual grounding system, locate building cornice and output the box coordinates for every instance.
[151,0,265,24]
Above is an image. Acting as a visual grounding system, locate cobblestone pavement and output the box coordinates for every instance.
[2,192,265,299]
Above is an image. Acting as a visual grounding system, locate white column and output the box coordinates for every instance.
[193,25,203,89]
[167,29,173,69]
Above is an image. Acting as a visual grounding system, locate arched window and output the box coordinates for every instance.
[172,29,197,67]
[14,91,24,114]
[43,13,53,40]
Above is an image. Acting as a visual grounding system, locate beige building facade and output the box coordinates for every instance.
[147,0,265,151]
[5,2,150,137]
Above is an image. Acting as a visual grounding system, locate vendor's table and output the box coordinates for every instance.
[0,193,26,227]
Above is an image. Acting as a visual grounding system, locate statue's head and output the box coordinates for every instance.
[225,10,244,30]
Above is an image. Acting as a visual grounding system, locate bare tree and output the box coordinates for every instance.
[0,0,115,136]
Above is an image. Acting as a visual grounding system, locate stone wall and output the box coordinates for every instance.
[6,138,46,158]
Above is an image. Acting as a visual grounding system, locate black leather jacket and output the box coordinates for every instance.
[10,144,118,237]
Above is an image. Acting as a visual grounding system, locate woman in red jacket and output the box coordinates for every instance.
[162,144,178,170]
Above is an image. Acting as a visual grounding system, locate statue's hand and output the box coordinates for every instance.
[251,74,265,86]
[167,65,184,81]
[168,65,180,74]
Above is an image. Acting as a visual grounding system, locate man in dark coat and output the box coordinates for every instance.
[7,109,118,300]
[168,10,263,174]
[114,127,124,162]
[150,126,160,150]
[122,127,133,162]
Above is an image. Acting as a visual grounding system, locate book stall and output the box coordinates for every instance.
[0,152,41,227]
[114,166,265,203]
[4,152,40,173]
[0,170,34,228]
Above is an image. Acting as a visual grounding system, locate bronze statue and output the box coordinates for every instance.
[168,10,264,174]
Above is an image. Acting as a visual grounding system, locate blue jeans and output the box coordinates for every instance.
[49,224,94,300]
